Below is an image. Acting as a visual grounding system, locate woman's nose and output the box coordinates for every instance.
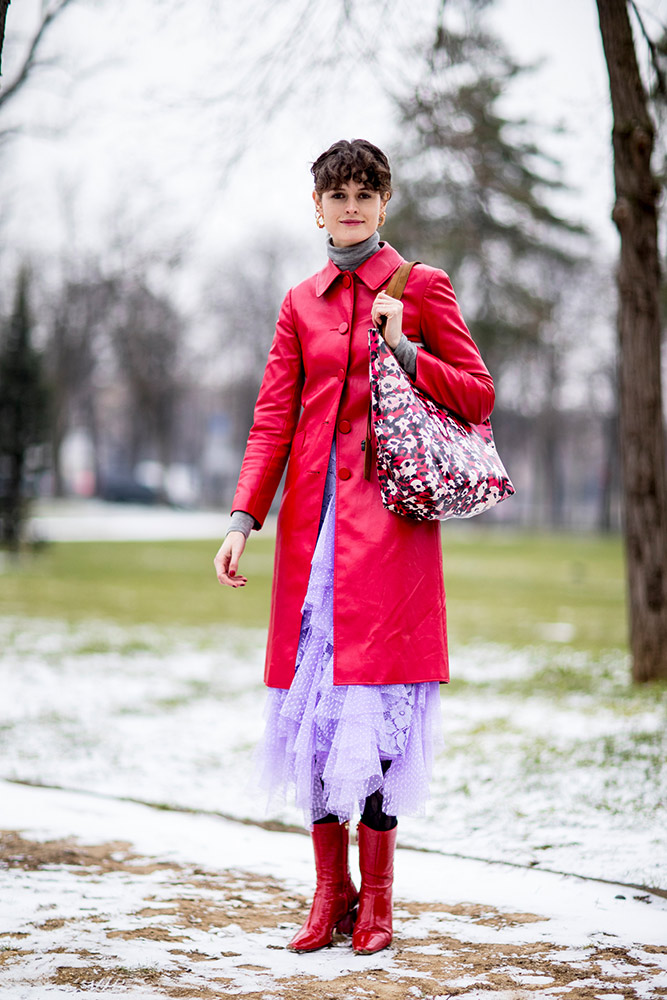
[344,199,358,213]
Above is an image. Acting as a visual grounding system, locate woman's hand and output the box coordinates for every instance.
[372,291,403,349]
[214,531,248,588]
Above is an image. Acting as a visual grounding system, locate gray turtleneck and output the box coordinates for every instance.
[325,232,418,376]
[225,235,418,539]
[326,230,381,271]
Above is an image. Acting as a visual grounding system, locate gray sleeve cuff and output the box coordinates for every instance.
[392,334,418,378]
[225,510,255,539]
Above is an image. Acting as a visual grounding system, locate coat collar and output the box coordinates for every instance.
[314,242,405,297]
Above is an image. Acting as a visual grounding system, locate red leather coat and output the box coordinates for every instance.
[232,243,494,689]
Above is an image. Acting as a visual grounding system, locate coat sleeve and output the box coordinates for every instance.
[231,290,304,527]
[414,268,495,426]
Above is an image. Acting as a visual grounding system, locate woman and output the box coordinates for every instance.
[214,139,494,955]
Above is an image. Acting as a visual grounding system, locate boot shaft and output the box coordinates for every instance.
[357,821,397,889]
[352,821,397,955]
[312,820,352,891]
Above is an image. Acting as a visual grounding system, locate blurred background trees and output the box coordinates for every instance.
[384,2,591,527]
[48,269,112,498]
[0,0,665,678]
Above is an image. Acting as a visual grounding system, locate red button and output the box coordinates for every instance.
[338,419,351,434]
[342,274,352,288]
[338,322,349,334]
[337,369,345,381]
[338,467,351,480]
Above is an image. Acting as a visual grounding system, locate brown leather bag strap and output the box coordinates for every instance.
[364,261,419,480]
[384,260,417,301]
[377,261,418,338]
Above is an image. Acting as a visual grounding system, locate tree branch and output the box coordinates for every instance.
[0,0,11,76]
[0,0,75,111]
[628,0,667,100]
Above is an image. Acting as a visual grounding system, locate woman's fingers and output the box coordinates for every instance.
[214,532,248,587]
[372,291,403,324]
[372,291,403,348]
[216,559,248,586]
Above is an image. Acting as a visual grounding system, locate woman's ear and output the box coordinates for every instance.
[312,190,322,211]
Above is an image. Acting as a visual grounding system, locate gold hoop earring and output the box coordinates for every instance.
[315,210,325,230]
[379,210,387,227]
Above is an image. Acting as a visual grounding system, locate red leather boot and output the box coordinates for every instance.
[287,821,359,952]
[352,822,397,955]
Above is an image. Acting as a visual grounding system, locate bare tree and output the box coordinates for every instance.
[109,278,185,498]
[210,240,295,453]
[0,0,75,115]
[596,0,667,683]
[47,272,115,495]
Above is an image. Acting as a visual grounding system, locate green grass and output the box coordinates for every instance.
[0,528,627,655]
[0,536,275,630]
[442,526,627,654]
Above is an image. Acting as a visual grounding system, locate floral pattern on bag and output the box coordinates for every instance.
[369,326,515,521]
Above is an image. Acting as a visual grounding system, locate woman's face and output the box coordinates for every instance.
[313,181,389,248]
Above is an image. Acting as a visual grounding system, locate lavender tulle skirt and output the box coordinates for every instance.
[256,451,443,825]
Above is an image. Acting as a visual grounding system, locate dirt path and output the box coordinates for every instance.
[2,830,666,999]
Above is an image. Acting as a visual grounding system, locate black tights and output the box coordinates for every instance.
[313,760,397,832]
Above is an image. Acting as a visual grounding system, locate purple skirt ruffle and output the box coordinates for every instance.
[256,485,443,825]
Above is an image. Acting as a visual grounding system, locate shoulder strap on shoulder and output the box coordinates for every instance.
[384,261,418,300]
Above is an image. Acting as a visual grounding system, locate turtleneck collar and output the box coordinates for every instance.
[326,230,381,272]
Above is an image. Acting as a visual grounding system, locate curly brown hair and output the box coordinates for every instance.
[311,139,392,196]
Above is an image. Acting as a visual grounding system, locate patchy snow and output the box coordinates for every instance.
[0,614,666,994]
[1,617,664,896]
[0,782,667,1000]
[26,499,277,542]
[1,780,667,999]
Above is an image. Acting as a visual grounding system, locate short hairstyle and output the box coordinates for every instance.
[311,139,392,196]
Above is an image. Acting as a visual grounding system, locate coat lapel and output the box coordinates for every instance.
[355,243,405,290]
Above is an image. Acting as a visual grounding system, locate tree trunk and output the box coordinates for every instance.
[51,424,66,498]
[2,450,23,551]
[596,0,667,682]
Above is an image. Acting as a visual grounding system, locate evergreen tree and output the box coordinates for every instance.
[384,0,587,384]
[0,267,49,550]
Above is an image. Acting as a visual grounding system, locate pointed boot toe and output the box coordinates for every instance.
[288,821,358,953]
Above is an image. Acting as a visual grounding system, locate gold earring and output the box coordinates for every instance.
[379,210,387,227]
[315,210,325,229]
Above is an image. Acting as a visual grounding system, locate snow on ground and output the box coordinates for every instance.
[3,505,666,994]
[1,617,665,893]
[1,612,667,997]
[1,780,667,999]
[26,499,276,542]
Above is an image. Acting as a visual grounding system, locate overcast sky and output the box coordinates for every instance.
[2,0,665,303]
